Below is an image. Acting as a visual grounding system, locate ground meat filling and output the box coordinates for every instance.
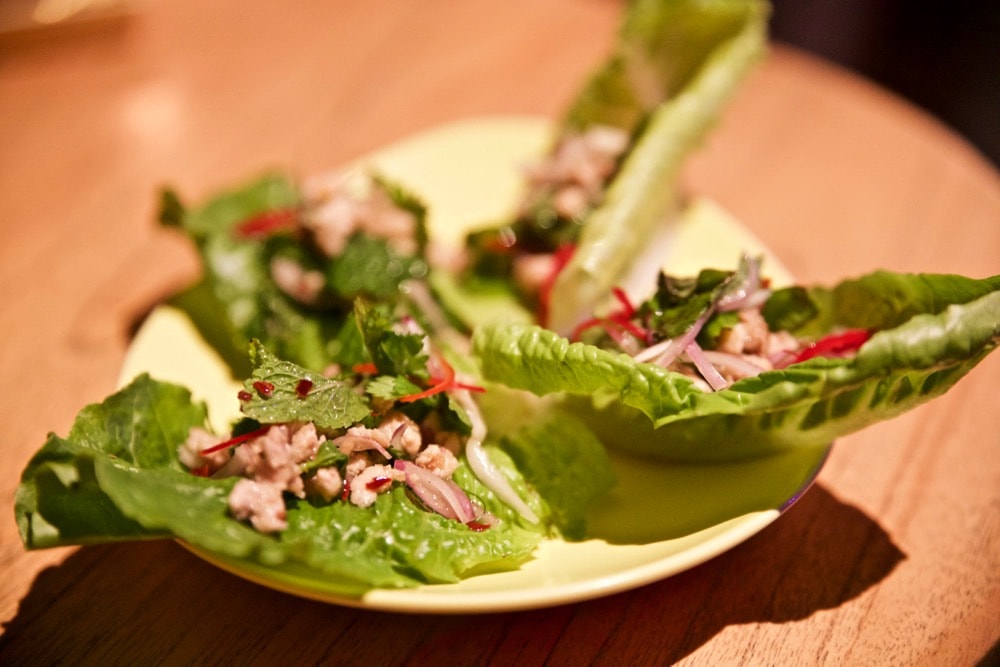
[509,124,629,299]
[302,172,418,257]
[520,124,629,220]
[265,171,421,306]
[181,412,465,533]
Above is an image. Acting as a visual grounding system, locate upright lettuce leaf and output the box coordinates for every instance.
[450,0,770,334]
[547,0,770,333]
[472,271,1000,461]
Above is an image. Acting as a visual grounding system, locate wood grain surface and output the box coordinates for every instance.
[1,1,998,664]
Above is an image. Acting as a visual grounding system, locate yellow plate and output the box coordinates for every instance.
[119,117,830,613]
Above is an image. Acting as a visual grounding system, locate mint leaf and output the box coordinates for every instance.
[366,375,423,402]
[354,299,428,376]
[241,340,371,431]
[327,234,424,301]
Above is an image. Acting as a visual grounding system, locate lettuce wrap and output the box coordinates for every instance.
[16,307,614,592]
[472,270,1000,461]
[158,171,434,376]
[459,0,770,333]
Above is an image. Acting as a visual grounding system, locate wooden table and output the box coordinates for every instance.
[2,1,998,664]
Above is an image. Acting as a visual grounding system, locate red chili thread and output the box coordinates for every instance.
[537,244,576,327]
[398,353,484,403]
[571,286,652,343]
[233,208,298,239]
[788,329,872,365]
[199,426,270,456]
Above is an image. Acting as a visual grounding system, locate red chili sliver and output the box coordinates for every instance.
[252,380,275,398]
[398,353,484,403]
[365,476,393,492]
[537,244,576,327]
[792,329,872,364]
[295,378,313,398]
[237,390,253,402]
[466,520,492,532]
[233,208,298,239]
[570,286,651,343]
[200,426,270,456]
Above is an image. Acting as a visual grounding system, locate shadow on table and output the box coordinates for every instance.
[0,482,909,664]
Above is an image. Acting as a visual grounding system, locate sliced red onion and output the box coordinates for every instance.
[650,307,714,369]
[332,434,392,461]
[685,341,729,391]
[394,460,477,524]
[633,337,675,363]
[716,254,762,312]
[700,350,767,381]
[388,424,408,452]
[453,390,540,524]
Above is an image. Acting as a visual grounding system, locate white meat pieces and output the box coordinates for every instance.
[181,411,461,533]
[264,172,421,305]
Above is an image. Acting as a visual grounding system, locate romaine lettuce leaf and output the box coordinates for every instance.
[160,174,340,373]
[546,0,770,332]
[15,375,209,548]
[472,271,1000,461]
[493,413,615,541]
[452,0,770,334]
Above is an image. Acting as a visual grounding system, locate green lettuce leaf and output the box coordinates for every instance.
[15,356,616,589]
[160,174,340,372]
[452,0,769,334]
[547,0,770,332]
[15,375,209,548]
[14,373,546,588]
[495,413,615,541]
[472,271,1000,461]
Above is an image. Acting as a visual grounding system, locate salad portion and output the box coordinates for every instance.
[14,0,1000,604]
[16,301,614,590]
[461,0,770,332]
[473,261,1000,461]
[159,170,438,375]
